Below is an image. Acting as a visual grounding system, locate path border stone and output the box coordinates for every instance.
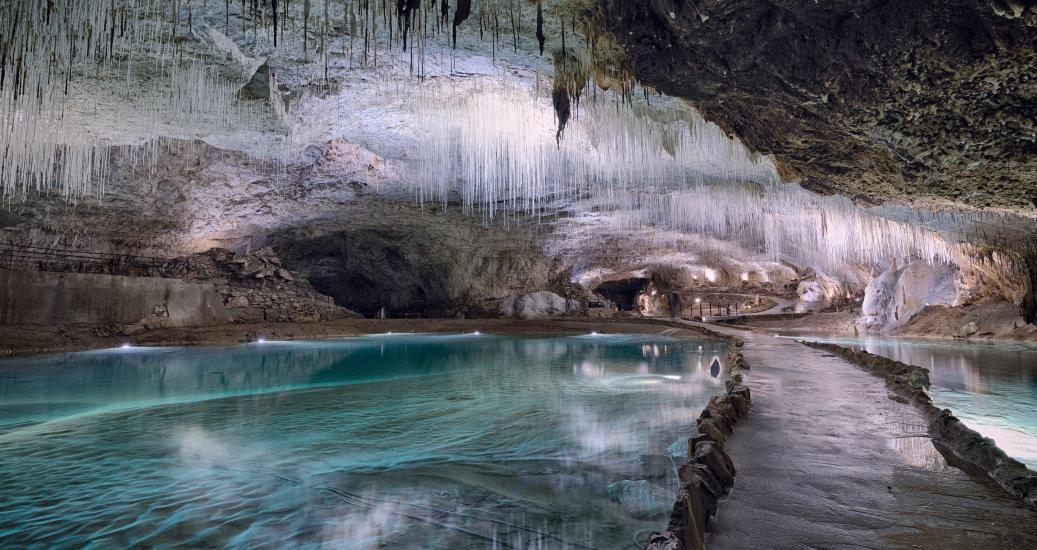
[645,327,753,550]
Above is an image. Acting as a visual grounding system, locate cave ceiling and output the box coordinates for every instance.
[598,0,1037,210]
[1,0,1035,289]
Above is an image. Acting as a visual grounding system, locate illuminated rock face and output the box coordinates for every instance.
[862,261,960,332]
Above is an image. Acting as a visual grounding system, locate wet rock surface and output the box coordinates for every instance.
[598,1,1037,209]
[807,341,1037,508]
[696,324,1037,549]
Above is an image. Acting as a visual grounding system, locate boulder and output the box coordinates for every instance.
[501,291,570,319]
[958,321,979,338]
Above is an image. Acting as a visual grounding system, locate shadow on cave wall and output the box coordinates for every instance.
[594,278,649,311]
[1025,259,1037,325]
[272,228,456,317]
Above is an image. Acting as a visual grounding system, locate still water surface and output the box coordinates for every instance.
[777,332,1037,469]
[0,333,728,549]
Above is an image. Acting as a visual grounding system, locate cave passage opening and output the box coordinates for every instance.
[594,278,650,311]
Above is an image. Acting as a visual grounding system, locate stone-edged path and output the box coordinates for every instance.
[682,323,1037,550]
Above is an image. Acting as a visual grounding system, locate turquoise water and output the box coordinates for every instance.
[777,332,1037,470]
[0,333,729,549]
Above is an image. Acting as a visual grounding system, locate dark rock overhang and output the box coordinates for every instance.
[594,0,1037,209]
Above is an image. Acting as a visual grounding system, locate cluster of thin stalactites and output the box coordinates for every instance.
[0,0,611,200]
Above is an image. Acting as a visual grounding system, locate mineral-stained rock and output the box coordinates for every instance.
[678,462,726,509]
[596,0,1037,210]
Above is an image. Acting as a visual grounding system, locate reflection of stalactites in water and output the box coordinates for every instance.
[710,357,721,378]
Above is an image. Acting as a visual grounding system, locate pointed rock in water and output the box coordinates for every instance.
[666,439,688,459]
[240,62,272,100]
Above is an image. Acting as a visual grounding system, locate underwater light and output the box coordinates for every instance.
[256,338,266,344]
[473,331,481,335]
[120,343,132,349]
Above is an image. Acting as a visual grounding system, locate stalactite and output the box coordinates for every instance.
[303,0,310,60]
[348,2,356,66]
[510,0,518,53]
[0,0,277,200]
[452,0,471,48]
[398,0,420,52]
[272,0,279,46]
[535,0,544,56]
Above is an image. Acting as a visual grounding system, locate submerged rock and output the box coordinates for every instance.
[605,479,674,518]
[666,439,689,459]
[641,453,677,479]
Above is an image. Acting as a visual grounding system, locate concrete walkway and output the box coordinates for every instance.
[685,323,1037,550]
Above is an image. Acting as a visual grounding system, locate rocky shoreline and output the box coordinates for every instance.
[646,328,753,550]
[804,341,1037,509]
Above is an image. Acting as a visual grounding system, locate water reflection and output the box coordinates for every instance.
[0,334,728,548]
[778,332,1037,469]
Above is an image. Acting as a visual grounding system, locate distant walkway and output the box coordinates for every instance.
[680,322,1037,549]
[699,296,796,322]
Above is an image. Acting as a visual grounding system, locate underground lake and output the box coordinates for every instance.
[0,333,730,548]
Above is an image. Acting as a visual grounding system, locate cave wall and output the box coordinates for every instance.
[0,270,229,327]
[594,278,650,311]
[271,214,560,317]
